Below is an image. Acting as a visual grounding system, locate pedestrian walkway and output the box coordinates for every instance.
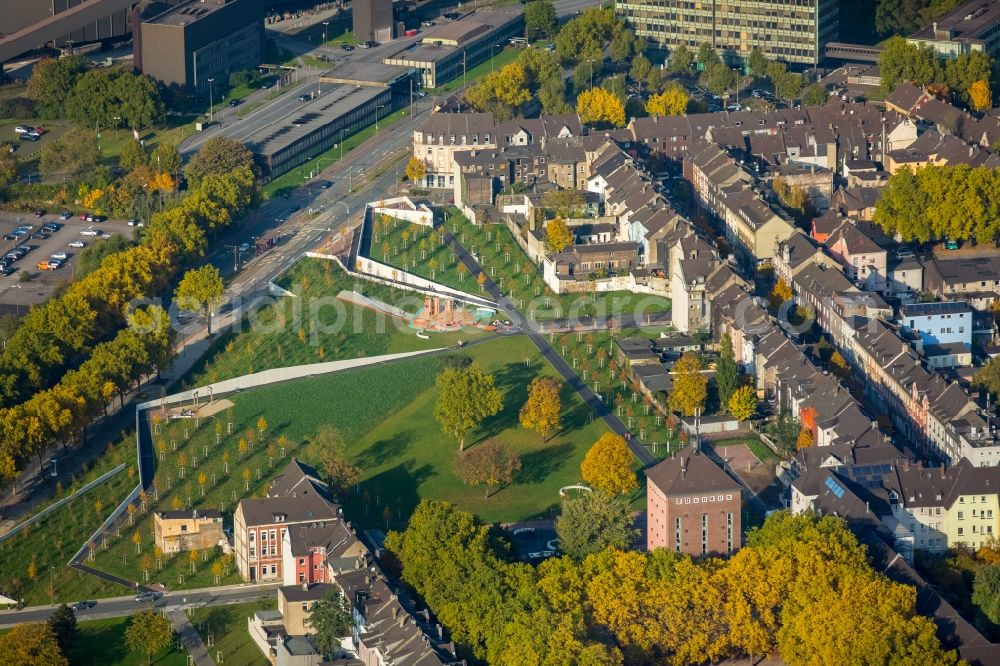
[169,608,216,666]
[441,228,655,467]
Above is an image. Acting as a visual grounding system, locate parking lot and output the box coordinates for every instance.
[505,523,560,562]
[0,211,133,314]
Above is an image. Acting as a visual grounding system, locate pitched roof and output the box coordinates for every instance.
[645,444,740,496]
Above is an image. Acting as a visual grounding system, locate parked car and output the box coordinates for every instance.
[298,94,311,102]
[2,234,15,241]
[59,210,72,220]
[944,239,960,250]
[70,600,97,611]
[33,209,45,217]
[340,44,355,51]
[19,134,39,142]
[32,126,47,135]
[317,180,331,189]
[228,98,242,107]
[289,204,299,213]
[13,125,32,134]
[133,591,158,603]
[47,259,63,269]
[30,232,50,240]
[36,260,53,270]
[80,228,100,236]
[0,266,15,276]
[51,252,68,261]
[68,240,86,248]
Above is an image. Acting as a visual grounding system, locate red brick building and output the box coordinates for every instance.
[233,460,341,583]
[646,444,742,556]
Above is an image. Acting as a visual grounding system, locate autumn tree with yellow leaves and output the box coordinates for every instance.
[580,432,637,495]
[576,87,626,128]
[645,83,689,117]
[968,79,991,112]
[465,63,532,120]
[544,218,573,254]
[668,352,708,416]
[519,376,563,441]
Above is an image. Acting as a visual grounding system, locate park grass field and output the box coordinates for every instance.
[189,598,274,666]
[94,333,609,592]
[180,256,485,387]
[69,615,187,666]
[0,439,137,606]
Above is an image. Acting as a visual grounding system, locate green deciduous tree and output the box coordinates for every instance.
[0,146,16,190]
[434,363,503,450]
[27,56,88,119]
[124,610,173,665]
[700,62,738,96]
[539,77,571,114]
[525,0,557,39]
[580,432,637,495]
[518,47,561,90]
[453,438,522,498]
[747,47,768,79]
[175,265,224,334]
[306,588,354,657]
[150,142,183,177]
[40,127,101,182]
[802,83,829,107]
[310,425,360,497]
[556,490,637,559]
[972,564,1000,624]
[542,189,586,218]
[629,56,652,92]
[669,44,693,75]
[668,352,707,416]
[554,7,616,66]
[185,136,257,185]
[119,139,149,172]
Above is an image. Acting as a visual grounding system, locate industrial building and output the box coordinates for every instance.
[353,0,395,44]
[616,0,839,68]
[134,0,263,94]
[382,8,524,88]
[908,0,1000,59]
[249,63,416,177]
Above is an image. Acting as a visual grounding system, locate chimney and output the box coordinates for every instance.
[437,624,444,640]
[301,582,308,592]
[941,463,946,479]
[680,456,687,476]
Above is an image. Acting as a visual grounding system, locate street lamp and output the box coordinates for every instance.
[10,284,22,316]
[207,78,215,123]
[323,21,330,45]
[375,104,386,137]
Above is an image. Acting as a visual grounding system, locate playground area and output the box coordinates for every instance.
[337,290,496,334]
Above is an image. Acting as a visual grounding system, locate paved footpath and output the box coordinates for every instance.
[170,608,215,666]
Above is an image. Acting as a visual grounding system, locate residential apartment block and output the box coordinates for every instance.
[616,0,839,68]
[907,0,1000,59]
[646,444,742,556]
[233,460,341,583]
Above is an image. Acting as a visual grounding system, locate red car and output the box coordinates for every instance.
[33,126,47,135]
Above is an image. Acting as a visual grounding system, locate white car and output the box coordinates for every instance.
[80,228,99,237]
[50,252,68,261]
[68,241,86,248]
[14,125,32,134]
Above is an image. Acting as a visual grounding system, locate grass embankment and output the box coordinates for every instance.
[190,598,274,666]
[181,257,482,387]
[70,615,187,666]
[0,439,138,605]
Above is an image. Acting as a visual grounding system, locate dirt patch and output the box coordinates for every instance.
[194,398,233,418]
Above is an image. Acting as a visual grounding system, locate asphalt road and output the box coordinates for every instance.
[0,583,279,629]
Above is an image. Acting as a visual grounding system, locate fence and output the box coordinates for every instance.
[0,462,127,544]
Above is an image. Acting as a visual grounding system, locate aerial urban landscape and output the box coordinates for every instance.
[3,0,1000,664]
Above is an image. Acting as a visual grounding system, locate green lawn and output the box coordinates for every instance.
[180,257,484,387]
[445,208,671,320]
[70,615,187,666]
[340,335,610,527]
[94,333,604,585]
[370,215,478,295]
[262,107,409,199]
[0,439,138,606]
[189,599,274,666]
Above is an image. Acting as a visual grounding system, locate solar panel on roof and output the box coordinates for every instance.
[825,476,846,499]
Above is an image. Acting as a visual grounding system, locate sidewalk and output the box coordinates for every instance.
[169,609,215,666]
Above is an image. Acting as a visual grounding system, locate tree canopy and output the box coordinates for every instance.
[386,504,959,666]
[124,610,173,665]
[174,265,224,334]
[525,0,557,39]
[464,63,532,120]
[580,432,637,495]
[27,56,88,119]
[873,164,1000,243]
[577,87,626,128]
[453,438,522,498]
[185,136,258,184]
[556,490,637,559]
[544,217,573,253]
[307,588,354,656]
[646,84,689,117]
[40,128,101,181]
[668,352,708,416]
[0,623,68,666]
[519,376,562,441]
[434,363,503,449]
